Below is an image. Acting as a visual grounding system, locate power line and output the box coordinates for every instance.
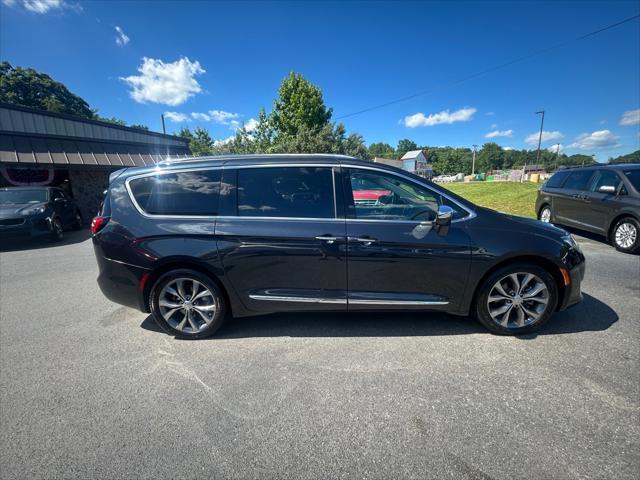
[335,14,640,121]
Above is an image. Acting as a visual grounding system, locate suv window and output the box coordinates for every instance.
[347,169,462,221]
[129,170,222,216]
[623,169,640,192]
[563,170,594,190]
[237,167,335,218]
[51,189,64,200]
[590,170,621,192]
[545,171,569,188]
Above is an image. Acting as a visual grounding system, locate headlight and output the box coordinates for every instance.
[22,206,46,216]
[563,233,581,252]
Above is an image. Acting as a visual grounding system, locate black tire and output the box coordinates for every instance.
[150,269,227,339]
[474,263,559,335]
[51,217,64,241]
[73,210,83,230]
[611,217,640,254]
[537,204,552,223]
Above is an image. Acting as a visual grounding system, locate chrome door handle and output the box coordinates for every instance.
[348,236,377,245]
[315,235,339,244]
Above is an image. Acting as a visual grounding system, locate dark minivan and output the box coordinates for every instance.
[535,164,640,253]
[93,155,585,338]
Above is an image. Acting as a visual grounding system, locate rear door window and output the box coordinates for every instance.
[563,170,594,190]
[128,169,221,216]
[237,167,335,218]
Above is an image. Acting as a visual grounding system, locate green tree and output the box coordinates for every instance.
[476,142,505,172]
[0,62,94,118]
[189,127,214,156]
[271,72,333,138]
[396,139,418,159]
[129,124,149,131]
[609,150,639,164]
[368,142,395,158]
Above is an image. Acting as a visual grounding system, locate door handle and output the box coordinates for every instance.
[348,236,377,246]
[315,235,340,244]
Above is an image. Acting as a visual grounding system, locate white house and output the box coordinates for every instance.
[401,150,433,178]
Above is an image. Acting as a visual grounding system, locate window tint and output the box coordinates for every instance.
[237,167,335,218]
[545,171,569,188]
[624,169,640,191]
[563,170,594,190]
[347,169,462,221]
[129,170,221,216]
[591,170,621,192]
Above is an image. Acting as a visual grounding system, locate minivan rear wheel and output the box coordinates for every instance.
[150,269,227,339]
[611,217,639,254]
[475,263,558,335]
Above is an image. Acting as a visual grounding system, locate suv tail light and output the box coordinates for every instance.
[91,216,110,235]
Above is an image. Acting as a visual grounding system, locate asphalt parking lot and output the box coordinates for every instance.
[0,230,638,479]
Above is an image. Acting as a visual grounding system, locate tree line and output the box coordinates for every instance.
[1,62,637,171]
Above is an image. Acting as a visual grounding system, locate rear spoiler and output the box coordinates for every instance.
[108,168,129,185]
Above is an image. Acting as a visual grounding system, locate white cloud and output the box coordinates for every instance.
[490,123,497,129]
[120,57,205,106]
[164,111,190,123]
[4,0,79,13]
[214,135,235,146]
[485,111,495,116]
[208,110,239,125]
[191,112,211,121]
[243,118,258,132]
[619,109,640,126]
[569,130,621,150]
[115,26,129,46]
[547,144,563,153]
[503,147,515,151]
[524,130,564,145]
[485,129,513,138]
[404,107,476,128]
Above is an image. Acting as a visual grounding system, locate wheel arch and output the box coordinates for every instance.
[142,259,232,315]
[470,255,567,313]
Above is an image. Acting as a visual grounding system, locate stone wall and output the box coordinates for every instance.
[69,168,112,222]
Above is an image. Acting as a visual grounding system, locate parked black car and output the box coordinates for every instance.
[92,155,585,338]
[0,186,83,241]
[535,164,640,253]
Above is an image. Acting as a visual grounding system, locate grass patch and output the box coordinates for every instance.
[442,181,539,218]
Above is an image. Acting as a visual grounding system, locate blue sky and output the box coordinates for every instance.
[1,0,639,160]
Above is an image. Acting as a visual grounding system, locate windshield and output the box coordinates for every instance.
[0,189,48,205]
[623,169,640,192]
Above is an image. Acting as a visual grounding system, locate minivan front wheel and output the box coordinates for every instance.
[150,269,226,339]
[612,217,639,254]
[475,264,558,335]
[538,205,552,223]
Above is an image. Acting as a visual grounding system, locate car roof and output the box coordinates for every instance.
[558,163,640,171]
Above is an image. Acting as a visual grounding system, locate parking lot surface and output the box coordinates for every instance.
[0,231,638,479]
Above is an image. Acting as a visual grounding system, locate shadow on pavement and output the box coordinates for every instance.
[0,228,91,252]
[141,293,617,340]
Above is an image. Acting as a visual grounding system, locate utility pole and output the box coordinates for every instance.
[161,114,166,135]
[554,143,561,170]
[471,146,476,176]
[523,110,544,183]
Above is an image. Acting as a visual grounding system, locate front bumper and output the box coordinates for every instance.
[558,246,586,311]
[0,216,52,240]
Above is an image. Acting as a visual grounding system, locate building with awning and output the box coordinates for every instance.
[0,102,191,220]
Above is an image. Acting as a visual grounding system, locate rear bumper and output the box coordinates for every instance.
[94,245,149,311]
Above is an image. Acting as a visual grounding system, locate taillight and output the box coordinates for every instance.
[91,216,110,235]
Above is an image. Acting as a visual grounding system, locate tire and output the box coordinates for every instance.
[538,205,552,223]
[150,269,227,339]
[475,263,559,335]
[611,217,640,254]
[73,210,83,230]
[51,217,64,241]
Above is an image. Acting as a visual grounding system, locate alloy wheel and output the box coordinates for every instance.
[158,278,218,334]
[540,207,551,223]
[615,222,637,250]
[53,219,63,239]
[487,272,549,329]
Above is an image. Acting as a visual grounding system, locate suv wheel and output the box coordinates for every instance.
[538,205,552,223]
[51,217,64,241]
[475,264,558,335]
[612,217,639,254]
[150,269,227,339]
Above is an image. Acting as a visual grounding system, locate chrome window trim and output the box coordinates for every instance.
[122,161,475,223]
[216,215,343,222]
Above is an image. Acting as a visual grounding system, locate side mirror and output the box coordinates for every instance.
[435,205,454,236]
[597,185,616,194]
[54,197,66,203]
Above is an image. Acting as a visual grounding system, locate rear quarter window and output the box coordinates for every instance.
[544,171,569,188]
[563,170,594,190]
[623,169,640,192]
[128,170,222,216]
